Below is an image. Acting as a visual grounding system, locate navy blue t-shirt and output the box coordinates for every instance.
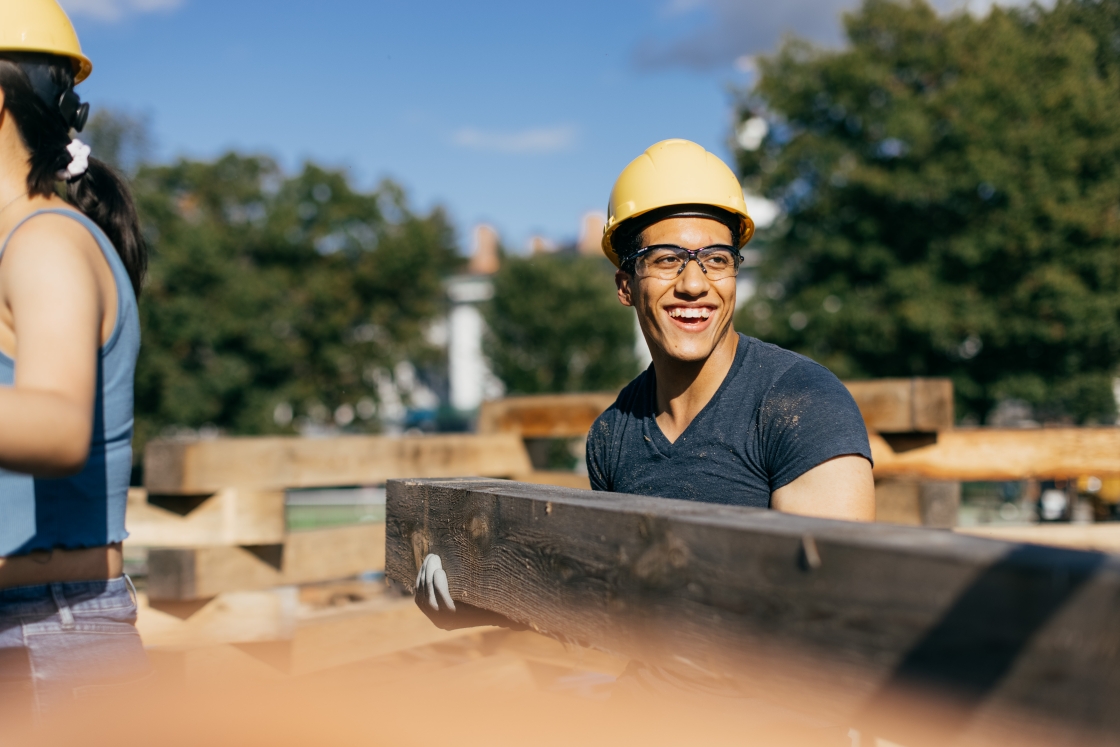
[586,334,872,507]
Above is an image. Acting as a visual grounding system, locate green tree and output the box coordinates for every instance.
[83,108,152,176]
[484,253,638,394]
[132,154,460,451]
[734,0,1120,423]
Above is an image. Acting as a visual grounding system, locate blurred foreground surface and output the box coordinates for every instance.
[2,579,1112,747]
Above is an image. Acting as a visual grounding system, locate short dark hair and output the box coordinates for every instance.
[612,203,741,273]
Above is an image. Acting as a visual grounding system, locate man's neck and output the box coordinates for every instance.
[649,330,739,443]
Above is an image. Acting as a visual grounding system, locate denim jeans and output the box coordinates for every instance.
[0,576,150,717]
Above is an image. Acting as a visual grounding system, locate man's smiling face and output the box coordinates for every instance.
[616,216,738,364]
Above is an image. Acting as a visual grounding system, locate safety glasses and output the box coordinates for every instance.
[630,244,742,281]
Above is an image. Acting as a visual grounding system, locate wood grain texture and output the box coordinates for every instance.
[147,523,386,601]
[512,471,592,490]
[845,378,954,433]
[874,481,960,528]
[144,433,534,494]
[478,393,619,438]
[871,428,1120,480]
[136,588,298,648]
[142,583,494,677]
[476,379,954,439]
[125,487,286,547]
[288,594,496,675]
[385,478,1120,735]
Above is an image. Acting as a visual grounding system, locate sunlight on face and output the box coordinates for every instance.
[617,216,737,364]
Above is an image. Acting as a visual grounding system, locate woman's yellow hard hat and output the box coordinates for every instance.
[0,0,92,83]
[602,139,755,268]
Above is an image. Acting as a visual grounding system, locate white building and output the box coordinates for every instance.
[446,225,504,412]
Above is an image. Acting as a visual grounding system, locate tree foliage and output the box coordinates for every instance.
[131,153,460,450]
[734,0,1120,423]
[483,253,639,394]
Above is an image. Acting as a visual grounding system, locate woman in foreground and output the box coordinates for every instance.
[0,0,150,716]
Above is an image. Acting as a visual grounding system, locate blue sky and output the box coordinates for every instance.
[60,0,981,252]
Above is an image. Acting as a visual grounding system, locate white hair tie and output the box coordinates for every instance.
[56,139,91,181]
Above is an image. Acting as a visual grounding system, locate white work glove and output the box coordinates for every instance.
[412,553,526,632]
[415,553,456,614]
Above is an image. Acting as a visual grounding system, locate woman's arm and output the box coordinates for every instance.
[0,215,103,476]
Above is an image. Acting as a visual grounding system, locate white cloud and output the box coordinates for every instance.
[636,0,1054,71]
[451,125,578,155]
[60,0,184,22]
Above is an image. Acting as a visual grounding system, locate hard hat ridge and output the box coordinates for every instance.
[0,0,93,84]
[602,139,755,268]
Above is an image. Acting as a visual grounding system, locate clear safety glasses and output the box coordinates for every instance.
[631,244,742,281]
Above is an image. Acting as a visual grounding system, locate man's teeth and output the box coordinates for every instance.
[669,308,711,319]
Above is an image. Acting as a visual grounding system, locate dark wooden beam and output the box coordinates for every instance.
[386,478,1120,743]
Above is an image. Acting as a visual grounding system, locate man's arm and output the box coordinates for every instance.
[771,454,875,522]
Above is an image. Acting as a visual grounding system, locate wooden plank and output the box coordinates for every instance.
[875,480,960,528]
[147,523,386,601]
[874,480,922,525]
[144,433,534,494]
[288,593,497,675]
[845,378,954,433]
[513,471,592,490]
[126,487,286,547]
[136,588,298,648]
[385,477,1120,737]
[142,580,495,676]
[146,643,289,686]
[478,393,618,438]
[956,523,1120,554]
[871,428,1120,480]
[477,379,953,439]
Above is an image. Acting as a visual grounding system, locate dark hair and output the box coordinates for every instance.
[613,203,741,274]
[0,56,146,296]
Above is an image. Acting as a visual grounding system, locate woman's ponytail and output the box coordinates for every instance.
[65,159,146,296]
[0,56,146,297]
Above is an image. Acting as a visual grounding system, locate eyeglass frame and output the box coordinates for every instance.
[626,243,744,279]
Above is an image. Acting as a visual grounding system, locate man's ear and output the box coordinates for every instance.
[616,269,635,308]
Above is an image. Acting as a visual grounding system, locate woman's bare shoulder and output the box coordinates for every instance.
[1,208,102,281]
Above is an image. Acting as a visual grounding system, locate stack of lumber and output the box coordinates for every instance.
[127,405,1120,682]
[478,381,1120,528]
[130,432,538,667]
[479,379,963,525]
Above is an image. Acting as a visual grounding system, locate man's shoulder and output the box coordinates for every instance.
[733,335,840,392]
[733,335,854,416]
[589,367,651,440]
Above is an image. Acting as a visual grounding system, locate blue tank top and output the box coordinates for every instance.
[0,209,139,556]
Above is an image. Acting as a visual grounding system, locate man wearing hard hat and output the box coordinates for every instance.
[585,139,875,517]
[415,140,875,620]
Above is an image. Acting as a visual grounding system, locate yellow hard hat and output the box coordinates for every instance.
[0,0,92,84]
[602,139,755,268]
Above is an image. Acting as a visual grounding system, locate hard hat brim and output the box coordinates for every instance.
[1,45,92,83]
[601,139,757,269]
[602,204,755,269]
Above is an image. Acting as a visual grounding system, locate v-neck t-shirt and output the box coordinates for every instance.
[585,334,872,507]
